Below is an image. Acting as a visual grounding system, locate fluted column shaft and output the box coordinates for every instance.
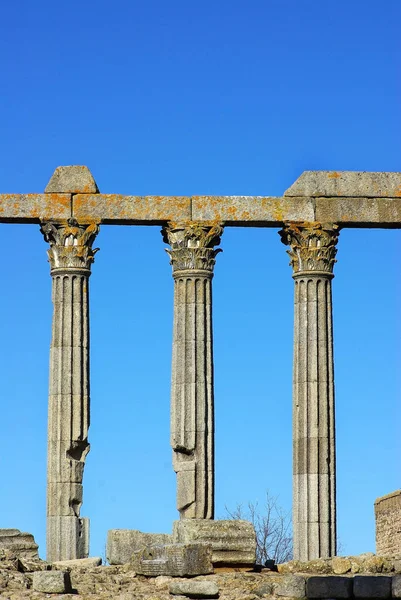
[41,219,99,562]
[163,223,223,519]
[280,223,339,561]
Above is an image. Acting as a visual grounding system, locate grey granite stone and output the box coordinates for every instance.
[272,574,306,597]
[163,224,223,519]
[0,193,71,222]
[32,570,70,593]
[169,580,219,598]
[392,574,401,597]
[131,543,213,577]
[52,556,102,568]
[45,165,99,193]
[106,530,172,565]
[285,170,401,197]
[0,529,39,559]
[306,575,352,598]
[173,519,256,566]
[353,575,392,598]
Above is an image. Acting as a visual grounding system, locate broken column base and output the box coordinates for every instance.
[47,516,89,563]
[131,543,213,576]
[173,519,256,567]
[0,529,39,559]
[107,530,172,565]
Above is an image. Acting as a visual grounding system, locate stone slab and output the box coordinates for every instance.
[52,556,102,569]
[353,575,392,598]
[173,519,256,566]
[0,529,39,559]
[32,570,70,593]
[285,171,401,198]
[107,529,172,565]
[73,194,191,223]
[306,575,353,598]
[315,197,401,226]
[392,574,401,598]
[131,542,213,577]
[0,194,71,222]
[191,195,314,224]
[169,580,219,598]
[45,166,99,193]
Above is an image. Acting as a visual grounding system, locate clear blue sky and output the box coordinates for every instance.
[0,0,400,560]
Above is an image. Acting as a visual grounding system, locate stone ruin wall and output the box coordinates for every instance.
[375,490,401,557]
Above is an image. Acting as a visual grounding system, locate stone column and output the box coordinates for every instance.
[41,218,99,562]
[280,223,339,561]
[162,223,223,519]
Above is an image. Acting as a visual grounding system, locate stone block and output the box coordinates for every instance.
[173,519,256,566]
[271,574,306,597]
[285,171,401,198]
[392,574,401,597]
[191,195,314,224]
[315,197,401,226]
[52,556,102,568]
[0,529,39,559]
[0,193,71,222]
[306,575,353,598]
[353,575,392,598]
[107,529,172,565]
[375,491,401,557]
[131,543,213,576]
[32,570,70,593]
[73,194,191,223]
[169,580,219,598]
[45,166,99,193]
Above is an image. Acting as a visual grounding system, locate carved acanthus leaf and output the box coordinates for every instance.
[162,223,223,273]
[41,219,100,271]
[279,223,339,274]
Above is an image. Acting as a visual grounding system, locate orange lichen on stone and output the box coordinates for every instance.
[328,172,341,178]
[0,194,71,221]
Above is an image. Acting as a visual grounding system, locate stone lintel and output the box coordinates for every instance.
[0,194,71,223]
[285,170,401,198]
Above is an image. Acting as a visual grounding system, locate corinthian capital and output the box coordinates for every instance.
[162,222,223,273]
[279,222,339,275]
[41,218,100,273]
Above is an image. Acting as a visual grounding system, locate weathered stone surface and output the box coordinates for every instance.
[353,575,392,598]
[107,530,172,565]
[285,171,401,198]
[315,196,401,226]
[45,165,99,193]
[163,224,223,519]
[32,569,70,593]
[73,194,191,223]
[375,491,401,557]
[306,575,353,598]
[173,520,256,566]
[52,556,102,569]
[191,195,314,224]
[0,193,71,222]
[332,556,352,574]
[131,543,213,577]
[392,574,401,597]
[169,580,219,598]
[0,530,38,559]
[280,224,338,561]
[270,573,305,597]
[47,516,89,563]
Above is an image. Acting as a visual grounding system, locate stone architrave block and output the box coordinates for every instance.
[45,166,99,194]
[306,575,353,598]
[106,529,172,565]
[0,529,39,559]
[285,171,401,198]
[353,575,392,598]
[392,574,401,598]
[32,570,70,593]
[0,194,71,222]
[173,519,256,566]
[169,580,219,598]
[191,195,315,224]
[131,543,213,577]
[315,197,401,226]
[73,194,192,223]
